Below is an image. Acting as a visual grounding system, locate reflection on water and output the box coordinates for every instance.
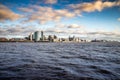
[0,42,120,80]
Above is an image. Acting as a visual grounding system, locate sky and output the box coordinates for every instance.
[0,0,120,41]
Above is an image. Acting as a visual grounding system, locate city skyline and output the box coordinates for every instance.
[0,0,120,41]
[0,30,111,42]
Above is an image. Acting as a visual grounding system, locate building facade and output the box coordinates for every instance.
[34,31,40,41]
[41,31,44,41]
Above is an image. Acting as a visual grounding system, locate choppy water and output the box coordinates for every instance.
[0,42,120,80]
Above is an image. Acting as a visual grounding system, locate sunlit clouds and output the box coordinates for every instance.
[0,0,120,41]
[18,5,75,24]
[69,0,120,14]
[0,0,120,22]
[44,0,57,4]
[0,4,22,21]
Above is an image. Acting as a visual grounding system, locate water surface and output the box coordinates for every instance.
[0,42,120,80]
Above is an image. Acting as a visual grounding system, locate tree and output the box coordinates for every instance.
[53,35,57,39]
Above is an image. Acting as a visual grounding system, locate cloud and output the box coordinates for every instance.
[118,18,120,21]
[45,23,120,40]
[0,4,22,21]
[0,25,38,36]
[67,24,82,28]
[19,5,75,24]
[54,23,66,28]
[0,0,120,23]
[18,7,34,13]
[46,29,66,33]
[69,0,120,14]
[45,24,85,34]
[0,27,6,34]
[44,0,57,4]
[18,0,120,24]
[86,31,120,40]
[87,32,117,36]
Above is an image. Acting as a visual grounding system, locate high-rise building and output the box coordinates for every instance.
[41,31,44,41]
[34,31,40,41]
[29,32,33,41]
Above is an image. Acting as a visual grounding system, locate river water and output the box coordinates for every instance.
[0,42,120,80]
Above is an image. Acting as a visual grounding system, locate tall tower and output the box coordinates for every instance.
[34,31,40,41]
[41,31,44,41]
[30,32,33,41]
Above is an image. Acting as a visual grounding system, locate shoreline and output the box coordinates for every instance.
[0,41,119,43]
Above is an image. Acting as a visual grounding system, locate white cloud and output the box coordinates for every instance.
[46,24,85,34]
[44,23,120,41]
[18,7,34,13]
[0,0,119,23]
[44,0,57,4]
[69,0,120,14]
[0,25,38,36]
[67,24,82,28]
[19,5,75,24]
[118,18,120,21]
[17,0,120,24]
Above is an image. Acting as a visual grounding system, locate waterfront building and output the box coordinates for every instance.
[9,38,25,41]
[0,37,8,41]
[34,31,40,41]
[29,32,33,41]
[41,31,44,41]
